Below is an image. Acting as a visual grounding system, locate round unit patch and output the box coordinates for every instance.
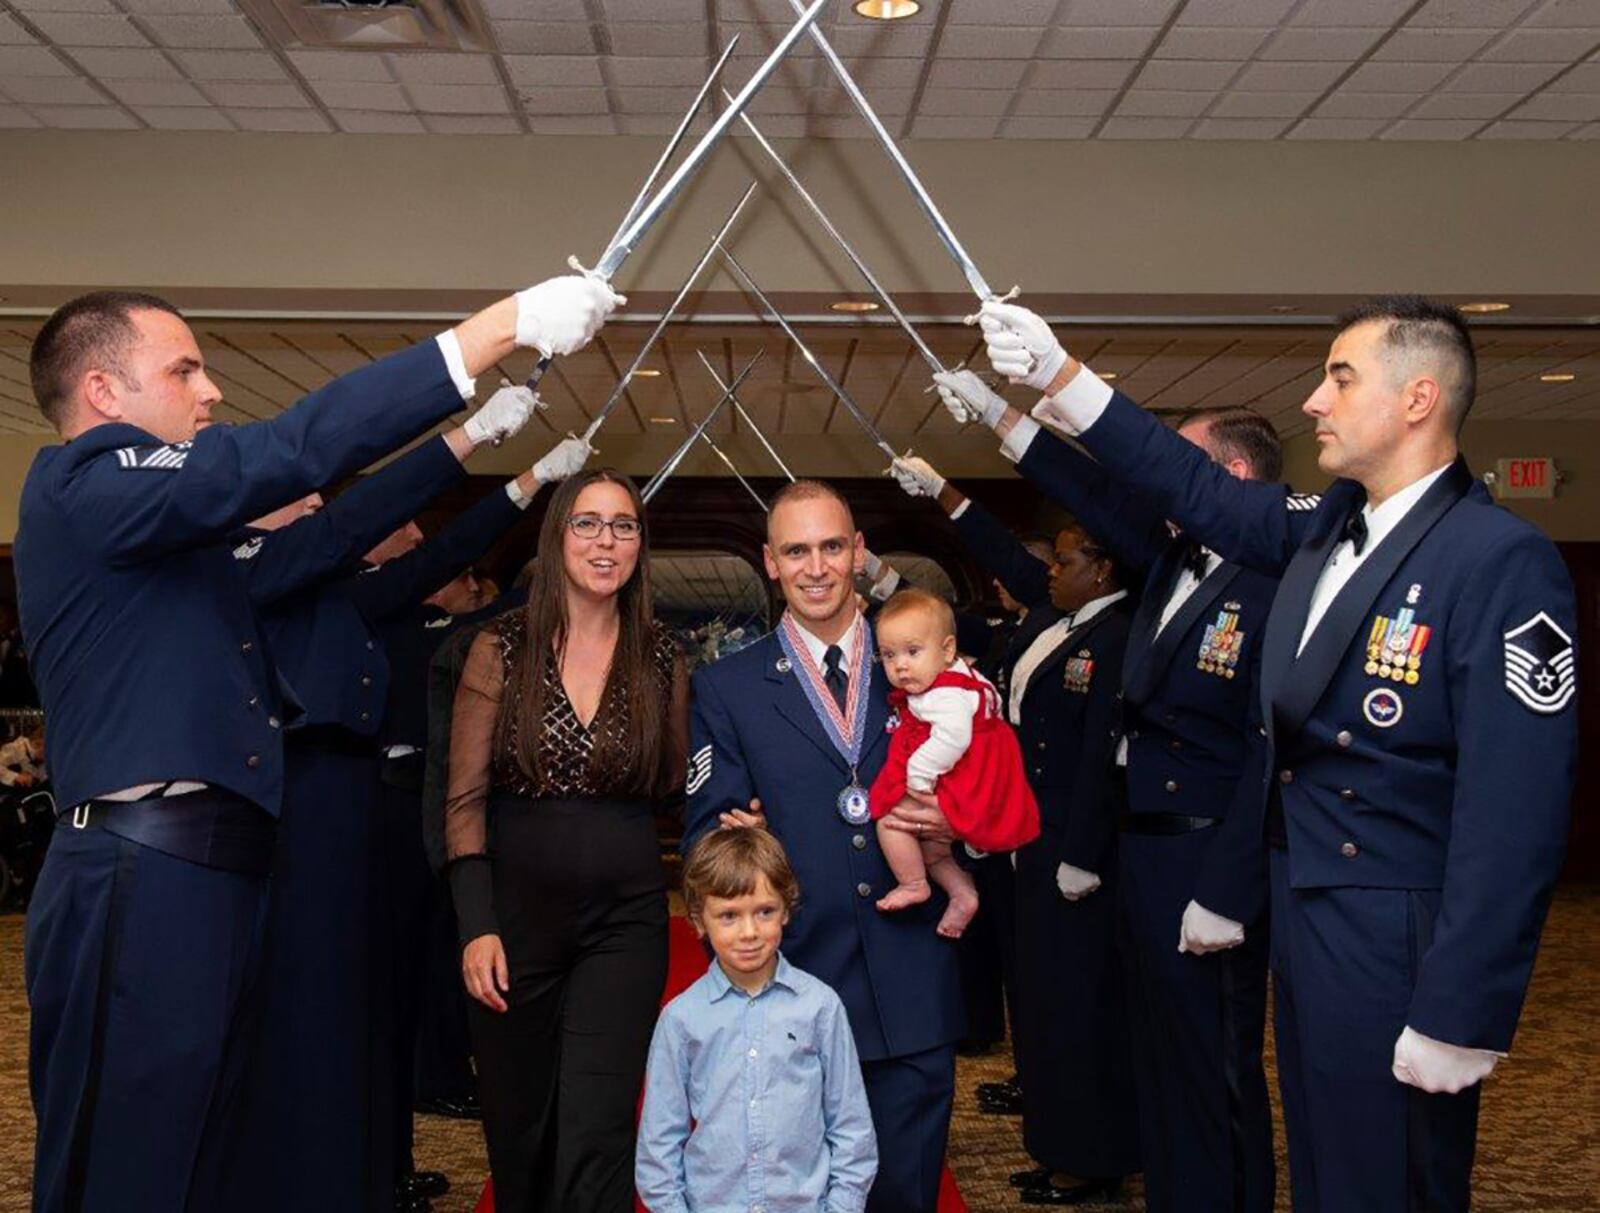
[1362,687,1404,729]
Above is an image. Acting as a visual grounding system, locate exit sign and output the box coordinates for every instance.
[1493,457,1559,499]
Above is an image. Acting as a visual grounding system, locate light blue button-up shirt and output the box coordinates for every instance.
[636,953,877,1213]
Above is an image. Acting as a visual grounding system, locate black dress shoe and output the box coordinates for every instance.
[1018,1178,1123,1206]
[976,1088,1024,1115]
[976,1078,1021,1103]
[1009,1166,1052,1189]
[394,1192,432,1213]
[399,1171,450,1199]
[414,1095,481,1120]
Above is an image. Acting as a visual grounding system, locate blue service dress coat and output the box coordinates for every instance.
[1065,385,1579,1213]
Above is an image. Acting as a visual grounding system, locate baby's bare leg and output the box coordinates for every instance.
[924,840,979,939]
[875,819,932,913]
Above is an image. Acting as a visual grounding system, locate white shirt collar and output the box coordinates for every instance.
[1069,588,1129,629]
[788,609,863,673]
[1359,462,1453,554]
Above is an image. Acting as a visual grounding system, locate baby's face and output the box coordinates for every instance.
[877,612,956,695]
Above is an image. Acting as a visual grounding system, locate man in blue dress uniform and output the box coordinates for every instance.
[685,480,965,1213]
[16,276,619,1213]
[974,294,1578,1212]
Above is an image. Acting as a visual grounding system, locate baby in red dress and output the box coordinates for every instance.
[869,589,1041,938]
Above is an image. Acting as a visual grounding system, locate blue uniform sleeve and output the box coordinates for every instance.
[1016,424,1171,579]
[346,485,525,623]
[634,1008,693,1213]
[61,341,464,565]
[1072,390,1317,575]
[684,665,757,853]
[819,990,878,1213]
[235,436,465,606]
[951,497,1051,610]
[1407,533,1578,1052]
[1190,680,1272,928]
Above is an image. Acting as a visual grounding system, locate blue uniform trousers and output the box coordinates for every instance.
[25,819,268,1212]
[1278,880,1481,1212]
[1268,846,1317,1212]
[1116,828,1274,1213]
[860,1044,955,1213]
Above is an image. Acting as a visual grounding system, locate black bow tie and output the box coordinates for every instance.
[1344,510,1370,556]
[1179,537,1210,579]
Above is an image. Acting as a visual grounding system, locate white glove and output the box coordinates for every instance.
[1391,1027,1500,1095]
[889,456,946,499]
[514,272,624,358]
[531,435,593,485]
[463,383,541,446]
[1056,863,1101,901]
[979,300,1069,392]
[1178,899,1246,955]
[933,368,1009,429]
[861,548,884,580]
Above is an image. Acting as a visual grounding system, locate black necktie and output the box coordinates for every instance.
[1344,510,1370,556]
[823,644,848,713]
[1179,535,1209,579]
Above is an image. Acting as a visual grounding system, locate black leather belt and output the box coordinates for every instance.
[63,790,276,875]
[1118,811,1219,835]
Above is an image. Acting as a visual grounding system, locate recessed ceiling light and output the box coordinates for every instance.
[830,300,880,313]
[854,0,920,18]
[1100,372,1119,382]
[630,368,663,379]
[1460,301,1511,314]
[1539,372,1577,384]
[648,415,677,424]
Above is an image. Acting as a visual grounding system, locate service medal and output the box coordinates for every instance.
[776,612,876,829]
[837,783,872,826]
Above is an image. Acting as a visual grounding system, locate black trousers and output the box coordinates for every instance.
[465,794,667,1213]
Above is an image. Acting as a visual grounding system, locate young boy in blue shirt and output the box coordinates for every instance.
[636,828,878,1213]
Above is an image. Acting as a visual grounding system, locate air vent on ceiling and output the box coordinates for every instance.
[237,0,495,53]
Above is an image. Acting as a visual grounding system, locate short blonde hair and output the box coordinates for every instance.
[874,586,956,640]
[682,828,800,923]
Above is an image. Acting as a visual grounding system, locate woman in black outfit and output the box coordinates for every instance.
[446,469,687,1212]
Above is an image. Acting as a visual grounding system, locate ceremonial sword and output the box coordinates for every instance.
[694,428,769,513]
[694,349,796,483]
[641,352,764,503]
[522,0,829,396]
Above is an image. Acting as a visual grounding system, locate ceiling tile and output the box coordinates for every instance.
[1448,61,1564,89]
[1030,59,1138,88]
[1409,90,1521,117]
[614,112,706,135]
[806,115,874,138]
[1000,115,1098,137]
[1,74,103,103]
[27,12,147,47]
[910,114,1003,139]
[64,46,177,77]
[1098,115,1195,138]
[172,49,287,80]
[1258,27,1386,59]
[387,53,499,86]
[1191,116,1293,137]
[141,15,263,49]
[1057,0,1179,24]
[102,76,206,105]
[1137,58,1245,90]
[1211,90,1321,117]
[1478,117,1580,136]
[120,0,242,12]
[813,86,914,114]
[1233,61,1348,91]
[134,103,231,128]
[745,84,811,113]
[1175,1,1299,24]
[948,0,1059,23]
[1036,27,1160,58]
[926,59,1028,89]
[1508,90,1600,119]
[1154,27,1273,58]
[332,109,426,133]
[406,83,510,113]
[722,21,820,57]
[310,80,410,112]
[825,24,933,58]
[515,85,609,114]
[1375,27,1501,59]
[1286,115,1390,136]
[607,23,706,58]
[528,115,620,134]
[1525,0,1600,27]
[1568,120,1600,136]
[1291,0,1414,24]
[0,45,72,74]
[841,57,924,88]
[1381,117,1482,137]
[10,0,117,12]
[917,88,1015,117]
[1315,90,1422,117]
[489,22,595,56]
[1118,90,1217,117]
[33,104,137,128]
[201,81,308,108]
[938,27,1046,59]
[0,14,36,44]
[603,0,703,19]
[226,107,332,132]
[1407,0,1538,28]
[287,50,394,83]
[1013,88,1117,116]
[0,105,43,127]
[1483,28,1600,60]
[1552,63,1600,90]
[593,55,700,87]
[1343,60,1455,90]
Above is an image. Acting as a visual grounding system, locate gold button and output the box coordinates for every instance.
[1340,842,1358,858]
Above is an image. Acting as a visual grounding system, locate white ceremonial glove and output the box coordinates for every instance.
[514,272,624,358]
[979,300,1069,392]
[1178,899,1246,955]
[463,383,542,446]
[861,548,884,580]
[889,455,946,499]
[532,435,594,485]
[1392,1027,1500,1095]
[1056,863,1102,901]
[933,368,1009,430]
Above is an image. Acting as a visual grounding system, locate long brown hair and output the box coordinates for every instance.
[501,469,671,795]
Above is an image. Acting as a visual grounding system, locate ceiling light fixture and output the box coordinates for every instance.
[1459,301,1511,314]
[1100,372,1119,382]
[854,0,920,18]
[630,368,663,379]
[649,415,677,424]
[830,300,880,313]
[1539,372,1576,384]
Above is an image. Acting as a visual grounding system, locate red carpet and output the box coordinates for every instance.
[476,916,966,1212]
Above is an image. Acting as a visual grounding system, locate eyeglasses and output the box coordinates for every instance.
[567,514,642,541]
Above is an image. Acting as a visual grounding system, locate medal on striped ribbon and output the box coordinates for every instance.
[776,611,874,824]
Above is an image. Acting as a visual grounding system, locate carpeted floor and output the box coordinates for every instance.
[1,887,1595,1212]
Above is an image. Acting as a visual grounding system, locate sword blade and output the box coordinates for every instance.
[642,352,764,503]
[597,0,829,281]
[718,244,899,462]
[695,348,796,483]
[784,0,996,303]
[697,430,768,513]
[581,181,758,444]
[727,92,945,376]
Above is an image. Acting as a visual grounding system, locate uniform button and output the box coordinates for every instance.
[1164,779,1179,793]
[267,715,280,729]
[360,711,371,722]
[747,1047,758,1058]
[1340,842,1359,859]
[1258,724,1268,738]
[856,882,871,898]
[1168,739,1182,752]
[361,675,373,687]
[247,696,259,709]
[1335,730,1353,749]
[1127,729,1140,741]
[851,834,866,851]
[241,640,254,654]
[1339,788,1356,802]
[1278,769,1294,785]
[246,754,261,769]
[1036,741,1047,751]
[366,640,376,652]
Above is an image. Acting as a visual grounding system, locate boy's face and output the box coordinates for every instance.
[876,610,956,696]
[695,873,789,989]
